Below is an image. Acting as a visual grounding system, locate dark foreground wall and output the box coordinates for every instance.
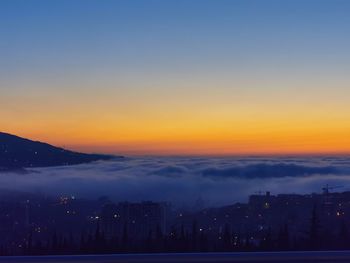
[1,251,350,263]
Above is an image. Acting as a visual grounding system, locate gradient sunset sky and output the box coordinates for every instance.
[1,0,350,155]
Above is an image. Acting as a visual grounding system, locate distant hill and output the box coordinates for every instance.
[0,132,117,169]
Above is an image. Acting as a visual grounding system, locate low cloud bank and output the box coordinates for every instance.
[1,156,350,208]
[201,163,338,179]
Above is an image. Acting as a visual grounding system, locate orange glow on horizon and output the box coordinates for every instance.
[6,124,350,156]
[2,80,350,156]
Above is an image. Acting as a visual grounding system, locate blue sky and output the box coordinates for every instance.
[1,0,350,155]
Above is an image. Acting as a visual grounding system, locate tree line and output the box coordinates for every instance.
[1,206,349,256]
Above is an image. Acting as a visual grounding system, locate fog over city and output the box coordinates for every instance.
[2,156,350,208]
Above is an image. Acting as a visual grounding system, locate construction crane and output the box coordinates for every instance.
[322,184,343,206]
[322,184,343,195]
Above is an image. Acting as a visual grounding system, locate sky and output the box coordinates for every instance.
[1,0,350,156]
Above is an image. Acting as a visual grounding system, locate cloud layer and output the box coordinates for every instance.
[1,156,350,208]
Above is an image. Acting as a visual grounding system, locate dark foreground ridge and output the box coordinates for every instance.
[1,251,350,262]
[0,132,117,169]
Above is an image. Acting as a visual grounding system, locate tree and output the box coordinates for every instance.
[338,219,349,250]
[277,224,289,251]
[191,220,198,251]
[121,222,129,252]
[309,205,320,250]
[223,224,232,251]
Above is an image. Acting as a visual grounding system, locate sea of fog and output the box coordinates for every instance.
[2,156,350,208]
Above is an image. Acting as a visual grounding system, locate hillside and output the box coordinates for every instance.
[0,132,116,169]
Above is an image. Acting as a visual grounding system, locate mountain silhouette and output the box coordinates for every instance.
[0,132,116,169]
